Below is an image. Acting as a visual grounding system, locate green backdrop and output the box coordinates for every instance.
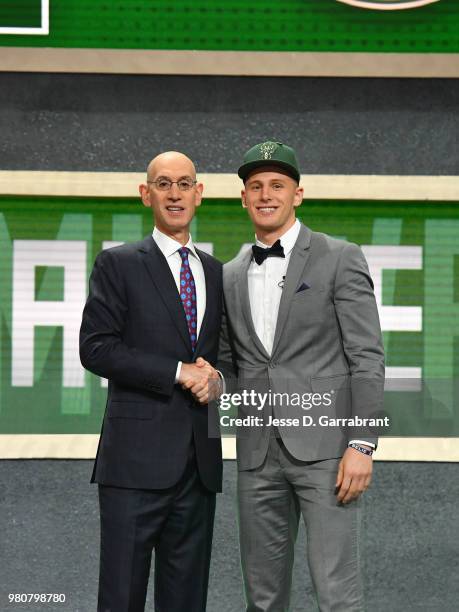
[0,196,458,436]
[0,0,458,53]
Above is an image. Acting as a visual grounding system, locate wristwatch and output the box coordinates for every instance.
[348,442,373,457]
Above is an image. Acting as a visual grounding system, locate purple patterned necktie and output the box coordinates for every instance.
[178,247,197,351]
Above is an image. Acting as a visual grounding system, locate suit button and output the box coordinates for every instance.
[269,361,276,369]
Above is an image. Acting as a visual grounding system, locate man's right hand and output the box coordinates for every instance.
[178,362,213,387]
[179,359,221,404]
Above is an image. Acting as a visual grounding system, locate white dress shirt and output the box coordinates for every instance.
[248,219,301,355]
[152,227,206,382]
[247,220,373,450]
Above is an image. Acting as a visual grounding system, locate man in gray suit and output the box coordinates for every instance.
[216,141,385,611]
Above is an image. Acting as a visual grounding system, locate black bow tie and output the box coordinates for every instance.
[252,239,285,265]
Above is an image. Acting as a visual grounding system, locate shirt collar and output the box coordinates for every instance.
[152,227,199,259]
[255,218,301,256]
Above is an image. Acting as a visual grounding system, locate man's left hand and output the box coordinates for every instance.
[335,446,373,504]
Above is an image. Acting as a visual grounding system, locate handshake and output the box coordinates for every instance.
[178,357,222,405]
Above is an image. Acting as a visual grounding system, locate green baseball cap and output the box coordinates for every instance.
[238,141,300,183]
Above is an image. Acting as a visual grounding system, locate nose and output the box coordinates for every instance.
[168,182,181,201]
[260,186,271,201]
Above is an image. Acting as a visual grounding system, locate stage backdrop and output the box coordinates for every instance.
[0,196,458,453]
[0,0,458,53]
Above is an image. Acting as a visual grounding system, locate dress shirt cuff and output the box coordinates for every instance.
[348,439,376,450]
[175,361,182,384]
[216,370,225,396]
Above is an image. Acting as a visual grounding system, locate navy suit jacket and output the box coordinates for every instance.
[80,235,223,492]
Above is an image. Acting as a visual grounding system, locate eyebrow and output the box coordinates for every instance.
[247,178,286,186]
[150,174,195,181]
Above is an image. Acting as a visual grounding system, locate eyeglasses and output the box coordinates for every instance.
[147,178,197,191]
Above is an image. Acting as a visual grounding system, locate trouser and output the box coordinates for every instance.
[238,436,363,612]
[97,446,216,612]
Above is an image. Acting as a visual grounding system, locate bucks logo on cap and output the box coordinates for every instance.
[259,142,278,160]
[336,0,440,9]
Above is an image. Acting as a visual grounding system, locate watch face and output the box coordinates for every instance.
[336,0,440,9]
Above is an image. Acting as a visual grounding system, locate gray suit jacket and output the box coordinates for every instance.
[218,223,385,470]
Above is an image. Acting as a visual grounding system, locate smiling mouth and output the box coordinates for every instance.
[166,206,185,212]
[256,206,278,213]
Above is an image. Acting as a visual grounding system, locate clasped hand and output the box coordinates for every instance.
[179,357,221,404]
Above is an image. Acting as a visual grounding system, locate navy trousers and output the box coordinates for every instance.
[97,446,216,612]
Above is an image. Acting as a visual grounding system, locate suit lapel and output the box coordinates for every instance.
[139,236,192,354]
[271,224,312,358]
[193,250,215,355]
[236,248,271,360]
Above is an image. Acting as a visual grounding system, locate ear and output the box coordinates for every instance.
[194,182,204,208]
[241,189,247,209]
[139,184,151,208]
[293,186,304,209]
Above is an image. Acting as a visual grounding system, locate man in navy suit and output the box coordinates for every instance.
[80,151,223,612]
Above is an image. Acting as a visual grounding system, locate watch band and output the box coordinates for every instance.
[349,442,374,457]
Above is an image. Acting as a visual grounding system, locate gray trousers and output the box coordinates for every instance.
[238,436,364,612]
